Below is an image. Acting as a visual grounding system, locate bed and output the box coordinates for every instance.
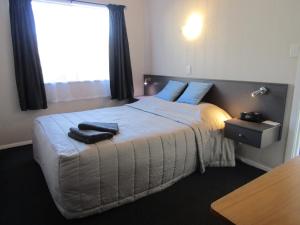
[33,96,235,219]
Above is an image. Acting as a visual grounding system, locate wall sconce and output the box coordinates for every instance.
[144,78,151,86]
[182,13,204,41]
[251,87,268,97]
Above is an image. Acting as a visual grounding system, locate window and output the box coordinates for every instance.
[32,1,109,83]
[32,1,110,102]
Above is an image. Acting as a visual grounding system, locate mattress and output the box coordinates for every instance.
[33,97,235,219]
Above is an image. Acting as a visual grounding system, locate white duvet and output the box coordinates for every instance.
[33,97,235,219]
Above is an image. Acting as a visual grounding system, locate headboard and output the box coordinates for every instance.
[144,74,289,126]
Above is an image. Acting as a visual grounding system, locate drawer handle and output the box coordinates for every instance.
[238,133,244,138]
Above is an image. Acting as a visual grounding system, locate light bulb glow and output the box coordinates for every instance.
[182,13,204,41]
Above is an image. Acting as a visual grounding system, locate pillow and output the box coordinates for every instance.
[198,103,232,129]
[156,80,187,101]
[177,82,213,105]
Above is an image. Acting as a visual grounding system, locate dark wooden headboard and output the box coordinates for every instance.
[144,74,289,126]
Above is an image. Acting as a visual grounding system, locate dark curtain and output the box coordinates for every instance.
[9,0,47,111]
[108,4,134,100]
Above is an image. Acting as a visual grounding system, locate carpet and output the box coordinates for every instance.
[0,145,265,225]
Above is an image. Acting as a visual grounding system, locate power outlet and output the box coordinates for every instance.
[289,44,300,58]
[186,65,192,75]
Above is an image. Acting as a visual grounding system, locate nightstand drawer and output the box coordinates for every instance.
[225,124,261,148]
[224,119,281,148]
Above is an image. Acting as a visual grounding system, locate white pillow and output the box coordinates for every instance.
[198,103,232,130]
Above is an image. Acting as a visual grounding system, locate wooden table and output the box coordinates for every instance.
[211,157,300,225]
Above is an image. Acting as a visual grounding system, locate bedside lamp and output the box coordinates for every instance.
[144,78,151,86]
[251,87,268,98]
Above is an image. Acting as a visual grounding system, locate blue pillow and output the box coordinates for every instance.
[177,82,213,105]
[156,80,187,101]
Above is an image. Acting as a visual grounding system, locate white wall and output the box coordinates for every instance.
[145,0,300,169]
[285,57,300,161]
[0,0,145,147]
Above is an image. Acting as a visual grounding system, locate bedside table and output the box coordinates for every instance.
[224,119,281,148]
[129,96,148,103]
[127,98,139,103]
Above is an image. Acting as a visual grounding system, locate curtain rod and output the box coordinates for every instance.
[70,0,126,8]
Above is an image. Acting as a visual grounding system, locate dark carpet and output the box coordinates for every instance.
[0,145,265,225]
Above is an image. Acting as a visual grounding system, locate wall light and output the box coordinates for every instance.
[251,87,268,98]
[182,13,204,41]
[144,78,151,86]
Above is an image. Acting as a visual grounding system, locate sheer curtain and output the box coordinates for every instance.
[32,1,110,103]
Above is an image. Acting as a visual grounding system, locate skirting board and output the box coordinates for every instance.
[0,140,32,151]
[237,155,272,172]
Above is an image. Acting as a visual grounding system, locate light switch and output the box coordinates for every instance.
[186,65,192,75]
[289,44,300,58]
